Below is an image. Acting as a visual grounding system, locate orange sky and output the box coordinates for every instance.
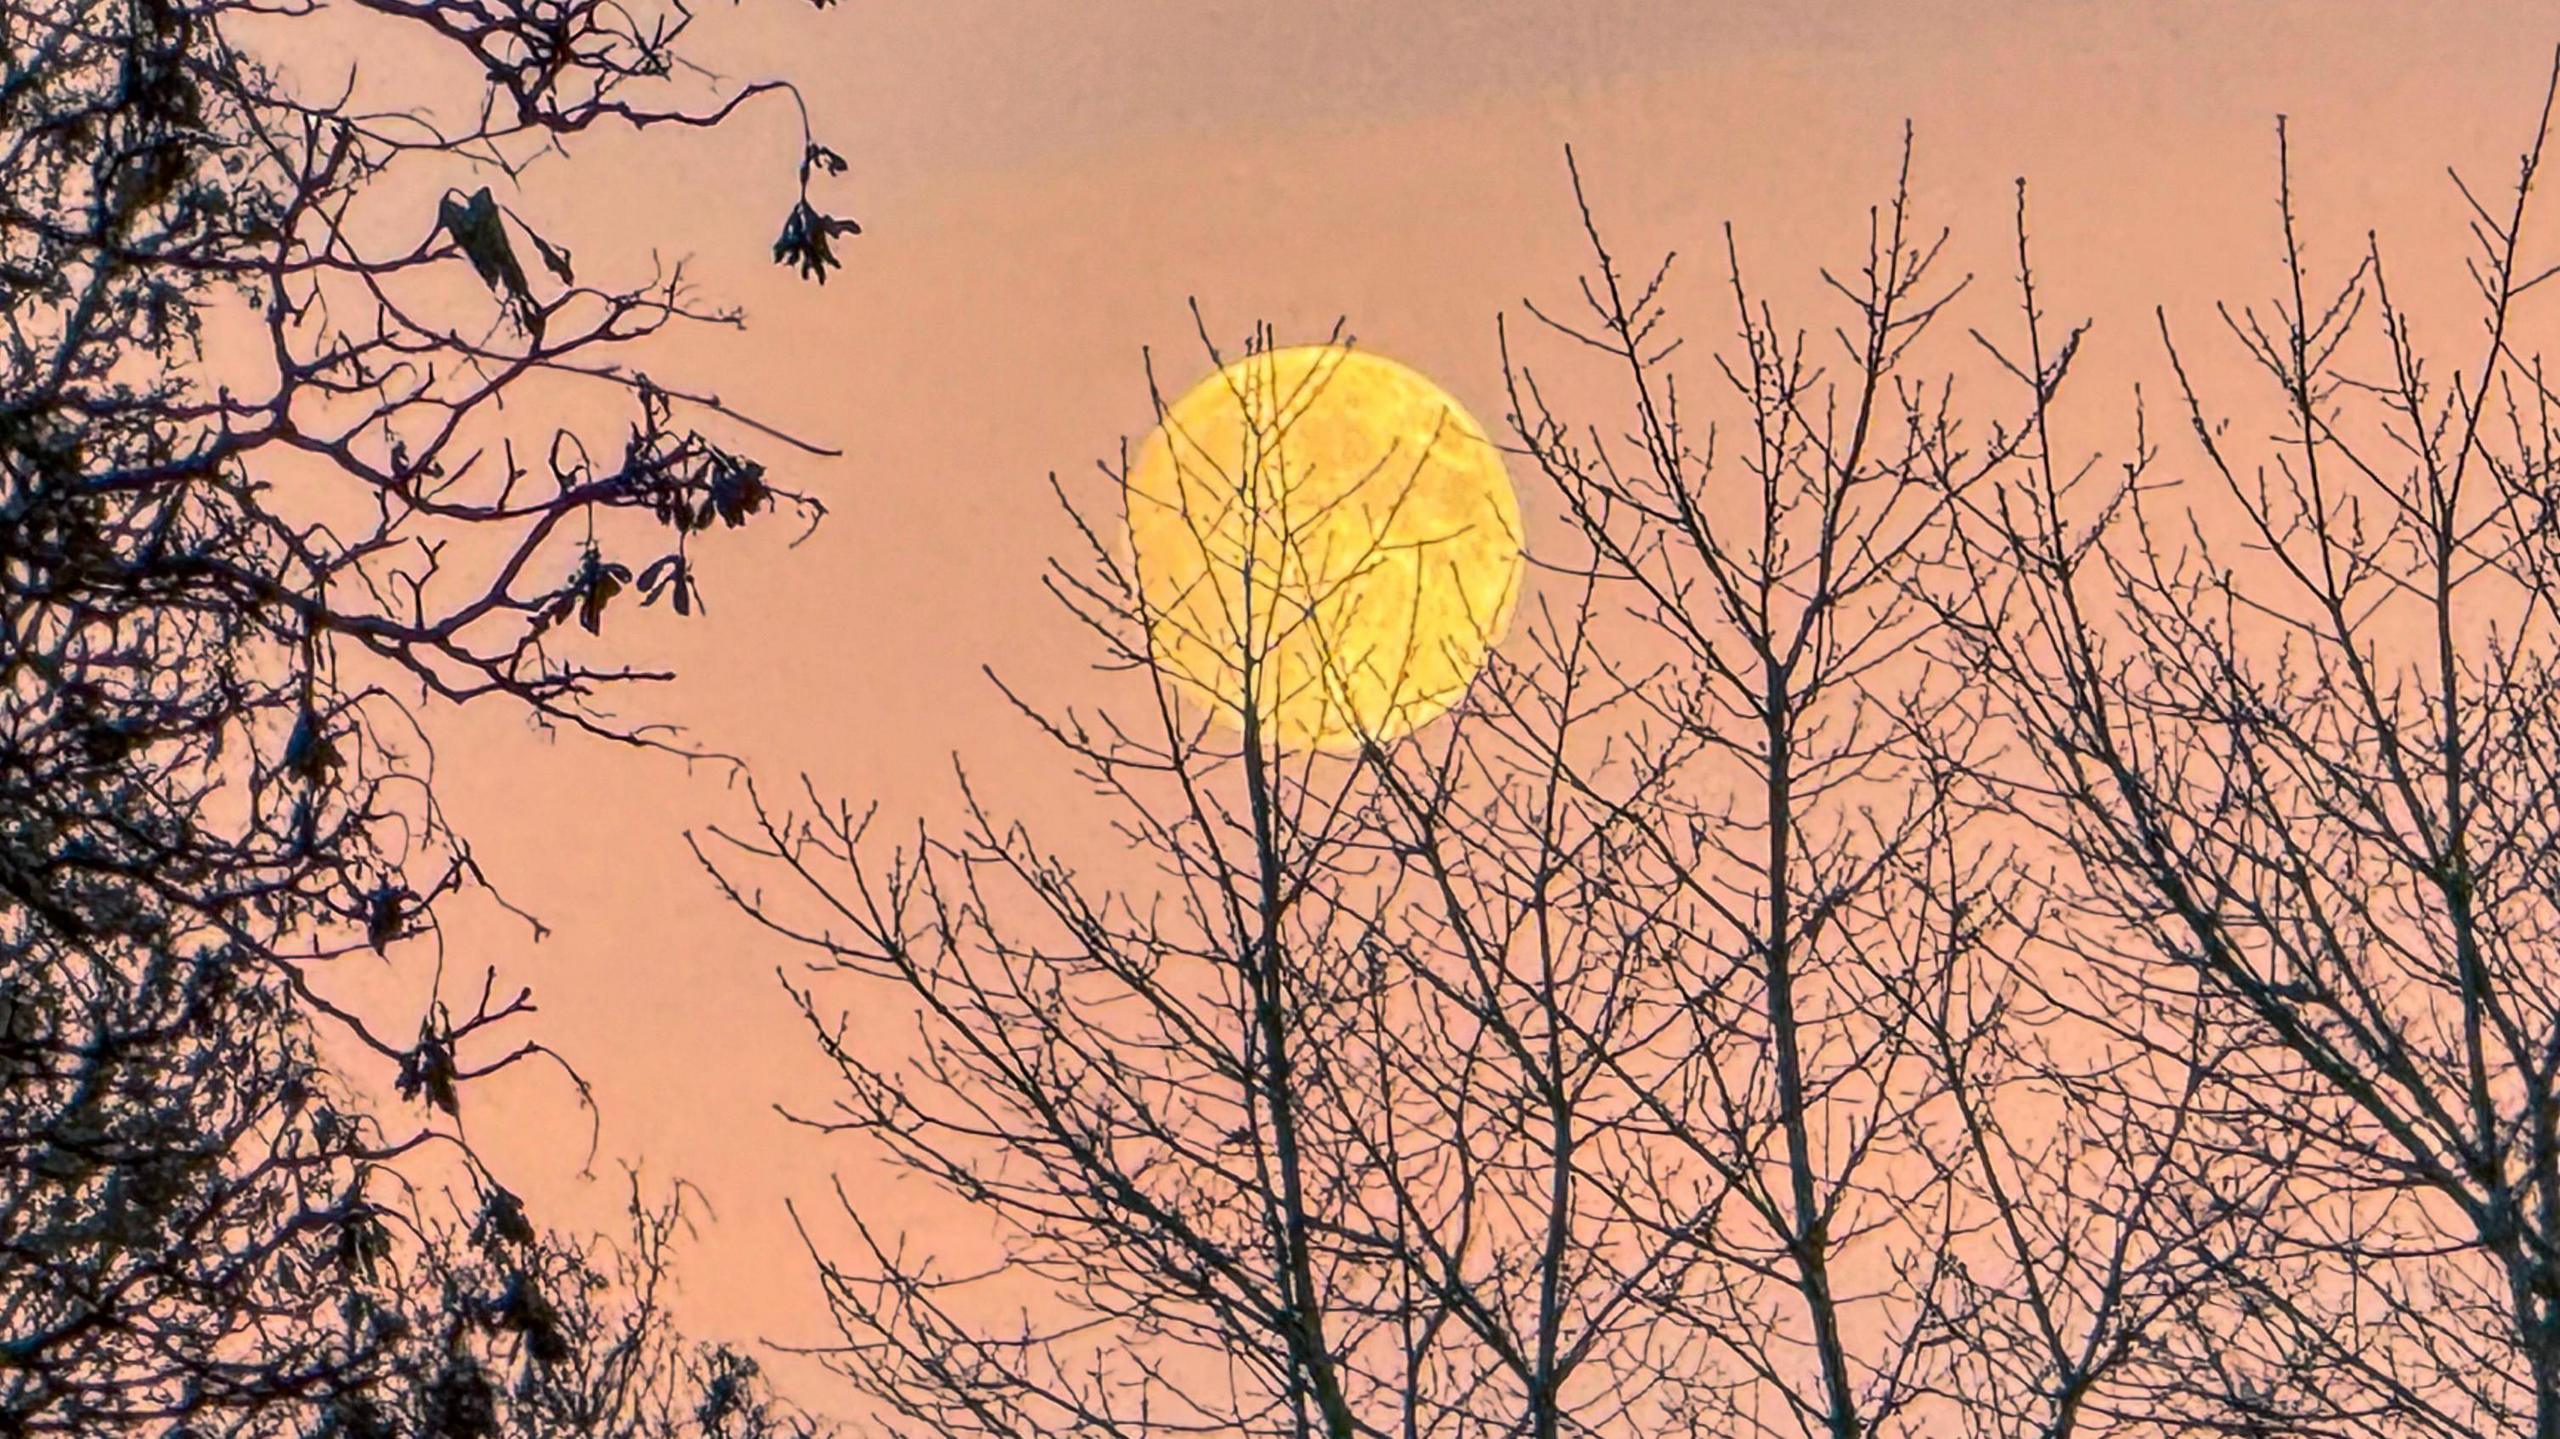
[299,0,2560,1411]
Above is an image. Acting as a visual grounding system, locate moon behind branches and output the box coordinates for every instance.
[1124,345,1526,752]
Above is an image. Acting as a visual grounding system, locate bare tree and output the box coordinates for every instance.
[1937,52,2560,1438]
[697,320,1583,1439]
[699,150,2231,1438]
[2,0,853,1424]
[1495,149,2228,1439]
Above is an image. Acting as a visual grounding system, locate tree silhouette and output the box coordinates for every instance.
[690,52,2560,1428]
[697,148,2253,1435]
[1939,56,2560,1438]
[1,0,852,1425]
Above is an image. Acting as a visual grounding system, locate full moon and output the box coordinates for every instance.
[1124,345,1525,752]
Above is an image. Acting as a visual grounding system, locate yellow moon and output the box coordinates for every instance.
[1124,345,1525,752]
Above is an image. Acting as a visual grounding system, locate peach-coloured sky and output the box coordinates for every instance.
[318,0,2560,1406]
